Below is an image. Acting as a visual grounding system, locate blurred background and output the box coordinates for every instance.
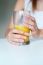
[0,0,17,38]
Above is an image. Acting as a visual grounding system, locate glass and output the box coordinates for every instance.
[13,10,31,45]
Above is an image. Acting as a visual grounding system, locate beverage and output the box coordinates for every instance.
[14,25,30,44]
[13,10,30,45]
[15,25,30,32]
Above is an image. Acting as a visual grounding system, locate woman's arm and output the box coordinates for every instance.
[14,0,24,11]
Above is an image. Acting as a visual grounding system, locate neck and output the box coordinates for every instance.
[36,0,43,11]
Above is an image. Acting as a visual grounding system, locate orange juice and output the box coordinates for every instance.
[15,25,30,32]
[15,25,30,44]
[9,24,30,44]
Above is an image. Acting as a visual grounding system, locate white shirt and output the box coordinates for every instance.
[24,0,43,29]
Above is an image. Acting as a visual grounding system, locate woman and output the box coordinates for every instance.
[6,0,43,45]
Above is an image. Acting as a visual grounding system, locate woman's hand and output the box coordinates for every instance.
[6,29,29,45]
[24,16,40,38]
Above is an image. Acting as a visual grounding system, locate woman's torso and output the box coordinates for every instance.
[25,0,43,29]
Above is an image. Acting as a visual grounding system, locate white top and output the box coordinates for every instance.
[24,0,43,29]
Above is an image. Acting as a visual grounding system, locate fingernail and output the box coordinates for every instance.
[24,16,30,20]
[19,39,24,43]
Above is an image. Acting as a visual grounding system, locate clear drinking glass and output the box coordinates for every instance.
[12,10,31,45]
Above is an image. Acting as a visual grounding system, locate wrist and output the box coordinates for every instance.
[33,29,41,38]
[39,29,43,38]
[37,29,40,38]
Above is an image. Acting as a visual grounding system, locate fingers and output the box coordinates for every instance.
[29,16,35,22]
[9,29,23,34]
[24,15,35,21]
[24,16,39,37]
[23,20,35,31]
[9,29,29,36]
[23,16,36,32]
[8,31,29,40]
[7,29,30,45]
[28,24,35,31]
[8,37,24,43]
[7,33,24,45]
[7,37,24,45]
[24,15,38,32]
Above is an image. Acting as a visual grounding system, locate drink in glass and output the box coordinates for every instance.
[13,10,31,45]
